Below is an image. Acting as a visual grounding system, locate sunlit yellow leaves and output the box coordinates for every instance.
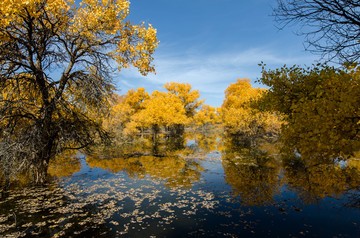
[73,0,129,35]
[164,82,204,118]
[192,104,219,127]
[0,0,72,34]
[72,0,158,75]
[132,91,189,130]
[0,0,158,75]
[104,83,209,137]
[221,78,282,138]
[103,88,149,134]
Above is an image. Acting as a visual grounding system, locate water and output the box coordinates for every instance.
[1,133,360,237]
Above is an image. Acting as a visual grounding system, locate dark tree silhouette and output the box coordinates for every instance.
[274,0,360,63]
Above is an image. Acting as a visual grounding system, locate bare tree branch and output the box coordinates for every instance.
[274,0,360,63]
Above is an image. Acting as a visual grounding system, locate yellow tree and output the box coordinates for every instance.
[104,88,149,135]
[130,91,189,137]
[164,82,203,117]
[0,0,158,184]
[164,82,204,134]
[221,79,281,144]
[193,104,219,128]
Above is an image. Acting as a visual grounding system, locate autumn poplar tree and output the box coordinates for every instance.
[104,88,150,136]
[221,79,281,144]
[130,91,188,137]
[164,82,203,134]
[193,104,219,128]
[0,0,158,184]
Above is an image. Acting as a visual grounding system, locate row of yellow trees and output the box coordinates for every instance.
[103,80,282,141]
[104,82,220,137]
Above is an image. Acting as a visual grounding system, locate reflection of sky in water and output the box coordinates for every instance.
[1,135,360,237]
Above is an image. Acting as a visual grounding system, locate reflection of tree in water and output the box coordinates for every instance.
[344,158,360,208]
[221,135,281,206]
[283,155,360,205]
[185,130,220,154]
[87,155,204,189]
[280,124,360,204]
[92,127,223,161]
[0,150,82,188]
[221,132,360,207]
[95,133,194,158]
[87,131,213,189]
[163,134,186,154]
[48,150,82,178]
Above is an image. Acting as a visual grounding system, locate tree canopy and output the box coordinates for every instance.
[258,64,360,159]
[221,78,282,142]
[130,90,189,135]
[164,82,204,118]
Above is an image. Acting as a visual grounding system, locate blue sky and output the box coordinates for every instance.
[115,0,318,107]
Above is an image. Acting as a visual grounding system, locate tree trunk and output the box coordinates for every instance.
[32,103,57,185]
[32,158,49,185]
[32,133,55,184]
[4,159,10,189]
[152,124,159,140]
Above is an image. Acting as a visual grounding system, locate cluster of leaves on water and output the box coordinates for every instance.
[0,173,220,237]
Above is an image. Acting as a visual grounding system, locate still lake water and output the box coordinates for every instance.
[1,132,360,237]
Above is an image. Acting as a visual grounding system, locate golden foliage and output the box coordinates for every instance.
[164,82,204,118]
[192,104,220,127]
[105,82,209,137]
[221,78,282,138]
[131,91,189,130]
[103,88,149,134]
[0,0,158,75]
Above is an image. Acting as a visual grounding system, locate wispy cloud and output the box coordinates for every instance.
[115,46,316,106]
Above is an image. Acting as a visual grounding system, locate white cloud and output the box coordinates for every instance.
[115,46,316,107]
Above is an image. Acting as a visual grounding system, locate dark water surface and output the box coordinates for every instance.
[1,133,360,237]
